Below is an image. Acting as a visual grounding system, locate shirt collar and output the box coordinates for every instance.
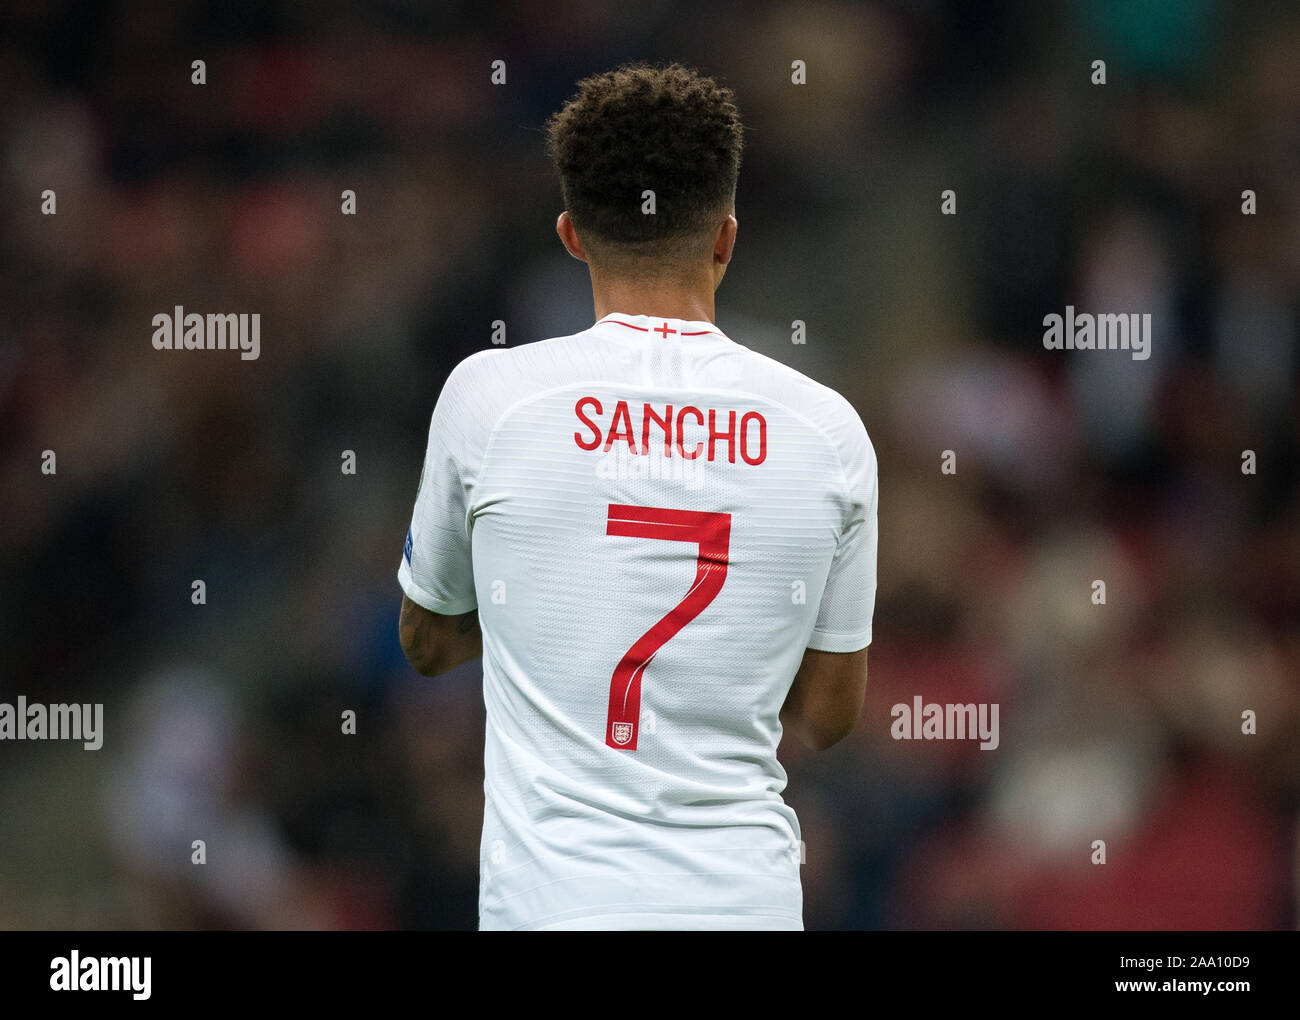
[593,312,725,340]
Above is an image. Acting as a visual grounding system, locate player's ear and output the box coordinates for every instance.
[713,214,738,267]
[556,211,589,262]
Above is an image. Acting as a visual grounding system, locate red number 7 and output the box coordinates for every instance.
[604,504,732,750]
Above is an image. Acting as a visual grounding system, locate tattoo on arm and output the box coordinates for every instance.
[457,610,480,635]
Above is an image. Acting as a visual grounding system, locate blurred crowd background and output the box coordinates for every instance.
[0,0,1296,929]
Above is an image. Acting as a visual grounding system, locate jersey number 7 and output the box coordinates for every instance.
[605,504,732,750]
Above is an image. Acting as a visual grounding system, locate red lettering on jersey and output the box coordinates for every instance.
[642,403,674,458]
[574,396,603,450]
[676,406,704,460]
[576,396,768,465]
[740,411,767,465]
[604,504,731,750]
[707,408,736,463]
[604,400,638,453]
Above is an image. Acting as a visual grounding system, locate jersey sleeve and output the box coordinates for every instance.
[807,401,878,652]
[397,362,480,615]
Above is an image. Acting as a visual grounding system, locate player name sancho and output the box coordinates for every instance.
[573,395,768,465]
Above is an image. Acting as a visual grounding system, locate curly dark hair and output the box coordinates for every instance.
[545,62,744,266]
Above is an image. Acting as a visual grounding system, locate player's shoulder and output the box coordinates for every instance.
[437,336,551,404]
[441,344,515,390]
[436,328,616,434]
[722,338,876,495]
[725,339,872,453]
[444,327,604,389]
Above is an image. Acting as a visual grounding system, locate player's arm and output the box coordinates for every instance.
[397,357,486,676]
[787,396,878,750]
[398,596,481,677]
[780,647,868,750]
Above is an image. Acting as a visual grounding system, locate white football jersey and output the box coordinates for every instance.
[398,312,878,930]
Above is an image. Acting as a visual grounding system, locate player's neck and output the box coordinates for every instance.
[589,272,716,324]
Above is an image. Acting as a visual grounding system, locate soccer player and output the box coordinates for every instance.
[397,63,878,930]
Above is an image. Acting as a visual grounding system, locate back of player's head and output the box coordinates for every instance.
[545,62,744,274]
